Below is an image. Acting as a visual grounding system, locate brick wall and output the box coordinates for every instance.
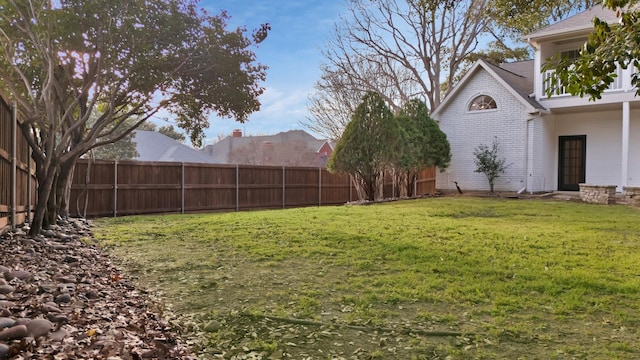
[435,69,528,192]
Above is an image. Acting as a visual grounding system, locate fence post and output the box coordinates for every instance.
[181,162,185,214]
[235,164,239,212]
[26,144,31,223]
[349,174,353,202]
[113,160,118,217]
[414,172,418,198]
[391,169,395,199]
[282,166,285,209]
[318,168,322,206]
[10,101,17,230]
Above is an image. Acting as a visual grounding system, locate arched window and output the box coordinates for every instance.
[468,95,497,111]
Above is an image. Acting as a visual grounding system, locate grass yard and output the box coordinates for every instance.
[95,197,640,359]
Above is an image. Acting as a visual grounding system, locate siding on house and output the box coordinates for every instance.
[554,110,623,189]
[527,117,555,192]
[433,6,640,194]
[436,70,529,192]
[630,113,640,185]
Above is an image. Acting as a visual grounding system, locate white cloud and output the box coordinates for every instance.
[258,87,308,116]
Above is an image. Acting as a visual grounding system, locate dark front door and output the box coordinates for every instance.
[558,135,586,191]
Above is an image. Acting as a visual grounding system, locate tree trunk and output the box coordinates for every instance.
[366,175,375,201]
[55,158,77,218]
[30,162,58,236]
[45,169,59,227]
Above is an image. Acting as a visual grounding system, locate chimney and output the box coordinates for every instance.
[232,129,242,138]
[261,141,274,165]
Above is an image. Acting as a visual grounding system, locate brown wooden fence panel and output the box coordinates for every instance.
[238,165,283,210]
[0,94,35,233]
[321,169,354,205]
[70,160,116,217]
[416,166,437,196]
[69,159,436,218]
[284,167,319,207]
[0,96,11,230]
[183,163,237,212]
[117,162,182,215]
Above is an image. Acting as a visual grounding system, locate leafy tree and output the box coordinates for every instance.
[90,135,139,161]
[0,0,269,234]
[328,92,399,201]
[88,116,153,161]
[487,0,596,38]
[543,0,640,100]
[473,137,508,193]
[393,99,451,196]
[91,122,185,160]
[158,125,186,143]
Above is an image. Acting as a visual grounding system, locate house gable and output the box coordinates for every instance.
[525,5,620,44]
[434,64,532,193]
[432,60,542,119]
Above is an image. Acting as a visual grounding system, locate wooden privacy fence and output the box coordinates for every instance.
[0,93,36,233]
[70,160,437,217]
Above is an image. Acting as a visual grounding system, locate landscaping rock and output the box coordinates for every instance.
[0,343,9,359]
[0,318,14,330]
[0,286,13,295]
[0,325,28,341]
[26,318,53,338]
[0,220,195,359]
[5,270,31,281]
[54,293,72,304]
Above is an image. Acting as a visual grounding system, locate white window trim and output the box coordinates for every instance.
[467,93,498,113]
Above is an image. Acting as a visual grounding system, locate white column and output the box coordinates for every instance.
[622,101,630,190]
[533,45,543,100]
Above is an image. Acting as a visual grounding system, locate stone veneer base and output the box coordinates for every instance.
[623,186,640,206]
[579,184,616,205]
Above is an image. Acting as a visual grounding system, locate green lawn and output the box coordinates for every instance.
[95,197,640,359]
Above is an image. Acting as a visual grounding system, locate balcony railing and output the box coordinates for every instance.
[542,65,625,96]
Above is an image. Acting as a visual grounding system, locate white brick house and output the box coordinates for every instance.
[433,6,640,194]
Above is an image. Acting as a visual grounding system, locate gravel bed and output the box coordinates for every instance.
[0,219,195,360]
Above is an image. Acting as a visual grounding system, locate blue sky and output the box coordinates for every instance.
[193,0,347,144]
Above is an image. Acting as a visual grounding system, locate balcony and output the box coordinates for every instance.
[542,65,625,96]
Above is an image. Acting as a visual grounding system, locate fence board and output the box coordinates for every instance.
[416,167,437,196]
[0,93,35,233]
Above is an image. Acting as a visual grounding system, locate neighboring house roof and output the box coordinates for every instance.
[525,5,621,42]
[431,59,544,118]
[201,129,332,164]
[132,130,218,163]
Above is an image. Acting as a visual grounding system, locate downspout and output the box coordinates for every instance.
[517,116,530,195]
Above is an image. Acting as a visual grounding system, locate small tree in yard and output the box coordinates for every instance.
[393,99,450,197]
[0,0,269,235]
[328,91,399,201]
[473,137,507,193]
